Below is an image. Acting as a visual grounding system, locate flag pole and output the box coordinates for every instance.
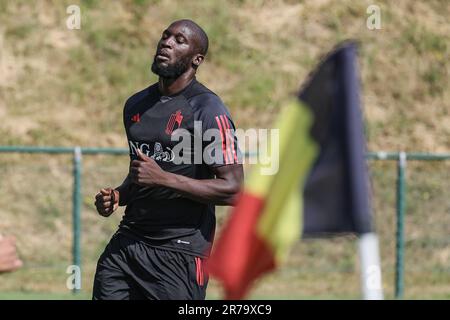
[358,232,384,300]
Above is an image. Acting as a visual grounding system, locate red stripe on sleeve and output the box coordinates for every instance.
[215,116,229,164]
[220,115,233,164]
[224,117,238,163]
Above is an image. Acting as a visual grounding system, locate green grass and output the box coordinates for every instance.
[0,292,357,300]
[0,292,91,300]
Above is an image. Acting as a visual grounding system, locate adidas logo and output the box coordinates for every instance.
[131,113,140,122]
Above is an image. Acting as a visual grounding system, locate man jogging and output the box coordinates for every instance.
[93,19,243,300]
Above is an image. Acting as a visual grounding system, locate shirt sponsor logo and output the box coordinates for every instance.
[151,142,174,162]
[128,141,174,162]
[128,120,279,175]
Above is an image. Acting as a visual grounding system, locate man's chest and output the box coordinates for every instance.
[125,95,196,163]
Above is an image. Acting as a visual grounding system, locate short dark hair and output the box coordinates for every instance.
[172,19,209,56]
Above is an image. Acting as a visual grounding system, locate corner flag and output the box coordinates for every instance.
[207,41,377,299]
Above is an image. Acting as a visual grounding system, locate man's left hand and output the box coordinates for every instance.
[130,149,168,187]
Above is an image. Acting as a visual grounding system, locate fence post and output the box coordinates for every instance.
[395,151,406,299]
[72,146,82,293]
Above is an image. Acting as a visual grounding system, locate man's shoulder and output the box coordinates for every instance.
[124,83,158,110]
[184,79,216,99]
[186,80,229,116]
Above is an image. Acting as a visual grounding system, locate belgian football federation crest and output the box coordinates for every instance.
[165,110,183,135]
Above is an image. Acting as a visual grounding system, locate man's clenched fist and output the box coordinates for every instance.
[129,149,167,187]
[95,188,119,217]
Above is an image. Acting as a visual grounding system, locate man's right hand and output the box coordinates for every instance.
[0,235,23,273]
[95,188,119,217]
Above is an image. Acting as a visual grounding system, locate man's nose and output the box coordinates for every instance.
[160,37,174,48]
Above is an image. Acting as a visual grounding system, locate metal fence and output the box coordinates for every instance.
[0,145,449,298]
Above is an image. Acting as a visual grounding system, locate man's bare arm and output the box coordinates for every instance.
[161,164,243,206]
[114,173,133,206]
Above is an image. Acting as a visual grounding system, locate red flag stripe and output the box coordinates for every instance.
[207,191,276,299]
[215,116,229,164]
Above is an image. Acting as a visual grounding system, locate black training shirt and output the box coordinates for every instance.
[118,78,240,257]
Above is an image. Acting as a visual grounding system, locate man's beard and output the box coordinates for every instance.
[151,55,191,79]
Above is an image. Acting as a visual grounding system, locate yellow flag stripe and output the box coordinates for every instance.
[246,100,318,263]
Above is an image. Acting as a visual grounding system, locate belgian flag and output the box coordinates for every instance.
[207,41,373,299]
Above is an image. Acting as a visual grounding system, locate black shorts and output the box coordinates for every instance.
[92,233,208,300]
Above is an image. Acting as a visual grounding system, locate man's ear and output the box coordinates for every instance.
[192,54,205,68]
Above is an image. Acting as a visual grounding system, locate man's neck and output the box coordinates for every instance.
[158,70,196,96]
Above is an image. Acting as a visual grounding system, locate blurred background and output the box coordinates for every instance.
[0,0,448,299]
